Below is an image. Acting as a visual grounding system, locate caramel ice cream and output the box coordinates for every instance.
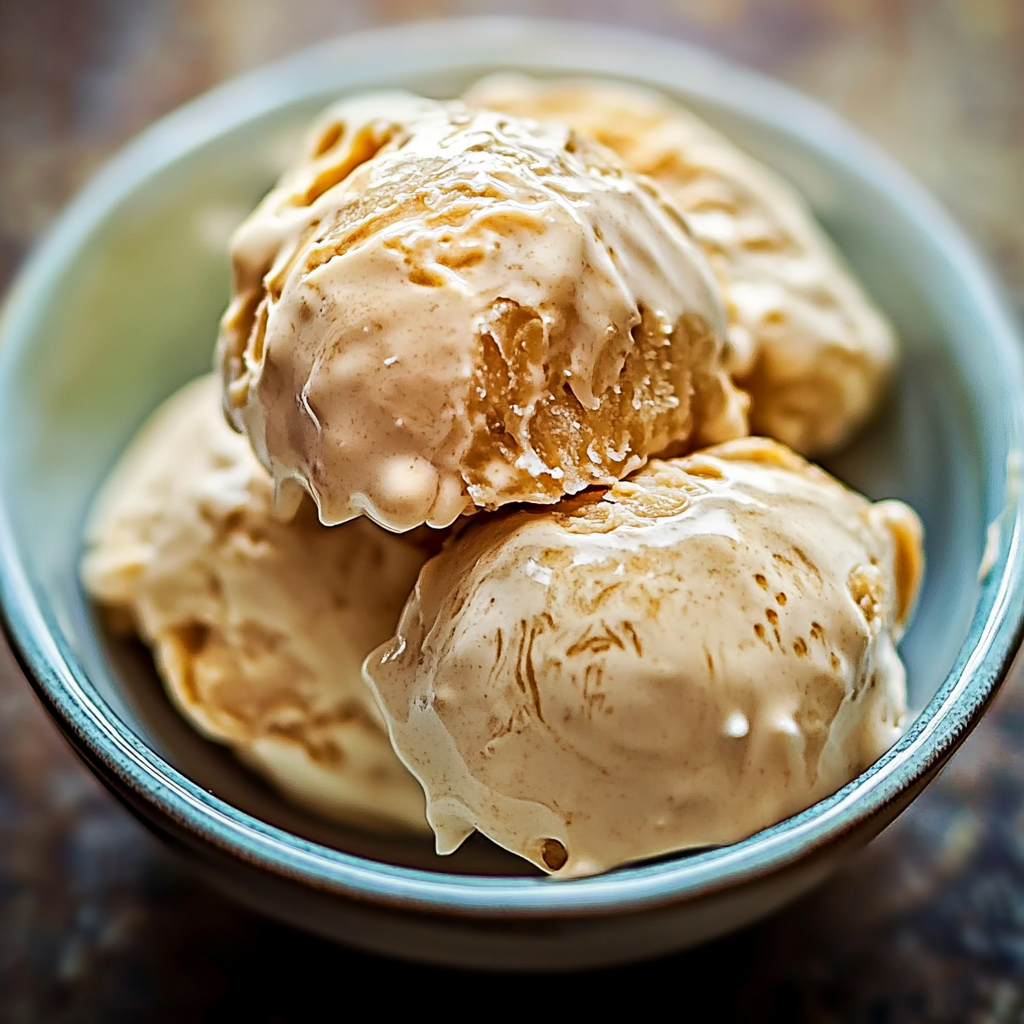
[81,375,430,833]
[364,438,923,877]
[81,74,922,879]
[218,92,747,533]
[465,75,897,456]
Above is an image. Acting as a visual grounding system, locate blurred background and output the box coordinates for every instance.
[1,1,1023,1020]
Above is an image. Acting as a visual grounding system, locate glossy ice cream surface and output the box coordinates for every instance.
[82,77,918,876]
[465,74,897,457]
[364,438,923,877]
[81,375,430,834]
[218,92,747,533]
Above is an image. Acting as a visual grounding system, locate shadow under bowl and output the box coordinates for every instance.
[1,18,1023,971]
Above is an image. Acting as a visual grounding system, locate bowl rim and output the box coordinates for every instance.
[2,15,1023,919]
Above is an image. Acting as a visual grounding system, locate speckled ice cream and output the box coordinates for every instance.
[364,438,923,877]
[465,75,897,457]
[81,375,430,834]
[217,92,746,532]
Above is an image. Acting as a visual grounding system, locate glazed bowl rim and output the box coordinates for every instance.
[1,15,1023,919]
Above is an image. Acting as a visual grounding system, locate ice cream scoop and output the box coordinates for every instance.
[464,74,897,457]
[364,438,923,877]
[218,92,747,533]
[81,375,430,834]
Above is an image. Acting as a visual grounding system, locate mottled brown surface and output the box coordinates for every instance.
[1,0,1023,1019]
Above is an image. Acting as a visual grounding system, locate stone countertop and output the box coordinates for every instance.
[1,1,1023,1019]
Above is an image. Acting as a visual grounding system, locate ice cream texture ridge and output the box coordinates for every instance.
[364,438,923,877]
[82,376,430,834]
[217,91,747,533]
[465,74,897,457]
[82,76,925,879]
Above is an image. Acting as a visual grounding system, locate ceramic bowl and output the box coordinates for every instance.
[1,18,1023,971]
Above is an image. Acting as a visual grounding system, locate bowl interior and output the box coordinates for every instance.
[0,25,1009,883]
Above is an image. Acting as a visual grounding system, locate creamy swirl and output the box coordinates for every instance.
[81,375,431,833]
[218,93,746,531]
[365,438,923,876]
[466,74,898,456]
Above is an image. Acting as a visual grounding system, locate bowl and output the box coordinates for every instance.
[1,17,1023,972]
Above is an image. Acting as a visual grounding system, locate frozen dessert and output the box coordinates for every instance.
[464,74,897,457]
[81,375,430,834]
[217,92,748,533]
[82,73,920,879]
[364,438,923,877]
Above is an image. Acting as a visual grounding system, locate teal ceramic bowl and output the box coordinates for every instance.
[1,18,1023,971]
